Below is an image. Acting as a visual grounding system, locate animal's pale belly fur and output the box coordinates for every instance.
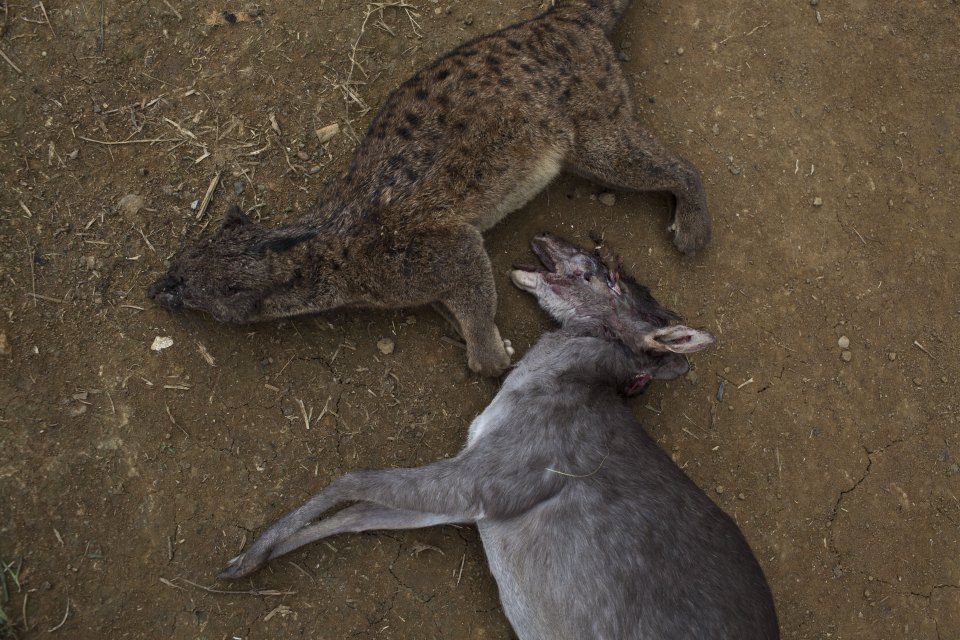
[475,147,564,231]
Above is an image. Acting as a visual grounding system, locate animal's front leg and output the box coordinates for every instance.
[567,120,711,254]
[436,227,513,376]
[218,460,486,579]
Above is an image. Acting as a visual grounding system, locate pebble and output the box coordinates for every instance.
[309,166,322,175]
[315,123,340,144]
[837,335,850,349]
[377,338,395,355]
[676,47,685,56]
[813,197,823,207]
[913,377,923,387]
[118,193,146,219]
[712,122,720,136]
[598,192,617,207]
[296,150,310,161]
[888,352,897,361]
[810,0,819,5]
[715,485,725,495]
[841,350,852,362]
[233,180,245,196]
[0,332,9,356]
[151,336,174,352]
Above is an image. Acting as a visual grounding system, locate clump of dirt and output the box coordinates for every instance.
[1,1,957,638]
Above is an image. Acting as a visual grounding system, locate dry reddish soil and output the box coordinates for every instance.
[1,1,958,638]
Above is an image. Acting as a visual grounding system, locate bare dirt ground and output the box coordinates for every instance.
[1,1,957,638]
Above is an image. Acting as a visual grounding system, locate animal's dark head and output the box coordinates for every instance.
[511,232,715,394]
[147,205,328,323]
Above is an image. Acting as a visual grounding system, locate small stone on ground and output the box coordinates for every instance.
[151,336,174,352]
[377,338,395,355]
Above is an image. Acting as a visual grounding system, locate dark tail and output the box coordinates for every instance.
[553,0,633,33]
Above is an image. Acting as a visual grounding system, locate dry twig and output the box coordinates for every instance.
[160,576,295,597]
[162,0,182,21]
[195,171,222,221]
[79,135,179,146]
[38,1,54,36]
[334,2,424,137]
[47,598,70,632]
[1,0,9,37]
[296,398,313,430]
[0,47,21,74]
[913,340,935,360]
[97,0,105,54]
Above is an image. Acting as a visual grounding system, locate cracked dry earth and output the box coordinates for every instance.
[0,1,957,638]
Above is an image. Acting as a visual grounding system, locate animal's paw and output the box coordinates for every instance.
[667,212,711,255]
[468,342,512,377]
[217,548,269,580]
[503,339,515,358]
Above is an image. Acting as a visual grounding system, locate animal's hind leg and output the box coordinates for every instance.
[567,122,710,254]
[219,458,488,580]
[265,503,462,562]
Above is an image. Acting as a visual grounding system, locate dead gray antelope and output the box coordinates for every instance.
[148,0,710,376]
[219,234,778,640]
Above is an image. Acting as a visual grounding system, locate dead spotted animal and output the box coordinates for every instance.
[148,0,711,376]
[218,234,777,640]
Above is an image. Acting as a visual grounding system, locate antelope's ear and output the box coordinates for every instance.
[642,325,716,354]
[222,205,253,229]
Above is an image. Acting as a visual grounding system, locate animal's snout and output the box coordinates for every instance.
[530,232,579,272]
[147,275,185,308]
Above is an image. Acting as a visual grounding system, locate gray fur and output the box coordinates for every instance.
[218,233,777,640]
[147,0,710,377]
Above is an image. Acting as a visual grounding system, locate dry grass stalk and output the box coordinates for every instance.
[79,136,179,146]
[333,2,424,139]
[161,0,182,21]
[160,576,296,597]
[0,46,21,74]
[38,1,54,36]
[195,171,222,221]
